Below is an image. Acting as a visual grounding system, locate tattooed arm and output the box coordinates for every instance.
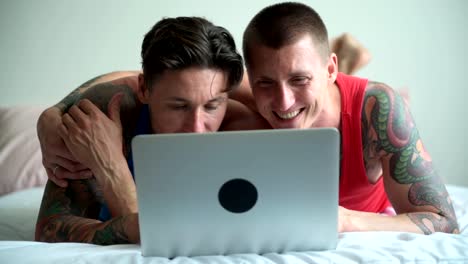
[54,71,141,113]
[38,71,141,186]
[36,72,143,244]
[36,119,140,244]
[35,179,139,244]
[340,82,459,234]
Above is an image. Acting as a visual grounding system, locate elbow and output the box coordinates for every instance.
[35,217,60,242]
[35,221,51,242]
[442,215,460,234]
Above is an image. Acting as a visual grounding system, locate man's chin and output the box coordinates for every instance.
[270,119,302,129]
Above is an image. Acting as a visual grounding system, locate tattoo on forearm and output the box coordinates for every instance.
[37,75,142,244]
[363,82,459,234]
[92,215,132,245]
[406,178,458,234]
[36,180,133,244]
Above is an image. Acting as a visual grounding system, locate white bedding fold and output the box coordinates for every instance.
[0,232,467,264]
[0,185,467,263]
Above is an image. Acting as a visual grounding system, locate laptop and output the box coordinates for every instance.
[132,128,340,258]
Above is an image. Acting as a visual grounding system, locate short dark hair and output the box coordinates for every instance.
[243,2,330,67]
[141,17,243,91]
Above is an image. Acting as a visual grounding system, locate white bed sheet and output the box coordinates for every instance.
[0,186,467,264]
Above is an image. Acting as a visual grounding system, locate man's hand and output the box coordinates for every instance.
[37,107,92,187]
[58,93,137,216]
[58,94,126,180]
[338,206,353,232]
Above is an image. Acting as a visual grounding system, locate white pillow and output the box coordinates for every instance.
[0,106,48,196]
[0,186,44,240]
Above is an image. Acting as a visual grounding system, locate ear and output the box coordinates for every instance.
[327,53,339,84]
[137,73,150,104]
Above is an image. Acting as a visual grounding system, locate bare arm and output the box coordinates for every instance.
[53,72,141,150]
[53,71,141,113]
[35,179,139,244]
[341,82,459,234]
[38,71,142,186]
[36,89,141,244]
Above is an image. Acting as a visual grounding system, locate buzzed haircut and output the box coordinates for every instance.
[243,2,330,67]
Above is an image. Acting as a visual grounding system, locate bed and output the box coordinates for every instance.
[0,106,467,263]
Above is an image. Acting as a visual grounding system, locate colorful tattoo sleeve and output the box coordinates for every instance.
[362,82,459,234]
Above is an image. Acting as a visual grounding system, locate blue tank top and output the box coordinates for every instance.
[98,104,151,221]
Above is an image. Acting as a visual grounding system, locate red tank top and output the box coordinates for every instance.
[336,73,390,212]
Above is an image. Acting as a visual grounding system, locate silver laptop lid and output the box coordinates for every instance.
[132,128,340,258]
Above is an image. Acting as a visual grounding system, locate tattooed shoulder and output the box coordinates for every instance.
[362,81,459,234]
[360,82,396,181]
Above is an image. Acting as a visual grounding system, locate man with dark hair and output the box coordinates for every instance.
[241,2,458,234]
[34,16,260,244]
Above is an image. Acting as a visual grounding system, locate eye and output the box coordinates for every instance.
[168,104,188,111]
[291,76,310,86]
[256,79,275,88]
[204,102,221,111]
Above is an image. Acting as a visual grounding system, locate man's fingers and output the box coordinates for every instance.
[45,167,68,188]
[50,155,88,172]
[78,99,100,116]
[58,123,69,139]
[68,105,89,127]
[56,168,93,180]
[62,113,77,132]
[44,157,92,181]
[54,142,78,161]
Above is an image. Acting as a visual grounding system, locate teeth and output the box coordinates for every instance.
[277,109,300,120]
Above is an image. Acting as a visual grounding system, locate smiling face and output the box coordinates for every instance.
[139,67,229,133]
[247,34,338,129]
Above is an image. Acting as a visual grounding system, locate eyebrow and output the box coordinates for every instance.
[256,71,312,81]
[167,97,188,103]
[288,71,312,78]
[207,96,227,103]
[256,76,275,81]
[166,96,226,103]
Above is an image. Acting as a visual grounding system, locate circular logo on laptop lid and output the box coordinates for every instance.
[218,178,258,213]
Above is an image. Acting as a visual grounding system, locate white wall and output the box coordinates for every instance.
[1,0,467,186]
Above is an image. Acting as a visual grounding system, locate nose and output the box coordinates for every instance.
[184,110,206,133]
[274,84,295,111]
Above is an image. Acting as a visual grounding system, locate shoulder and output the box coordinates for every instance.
[362,80,406,121]
[220,99,271,131]
[362,81,408,121]
[97,71,141,84]
[108,74,140,93]
[362,80,415,152]
[364,81,394,96]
